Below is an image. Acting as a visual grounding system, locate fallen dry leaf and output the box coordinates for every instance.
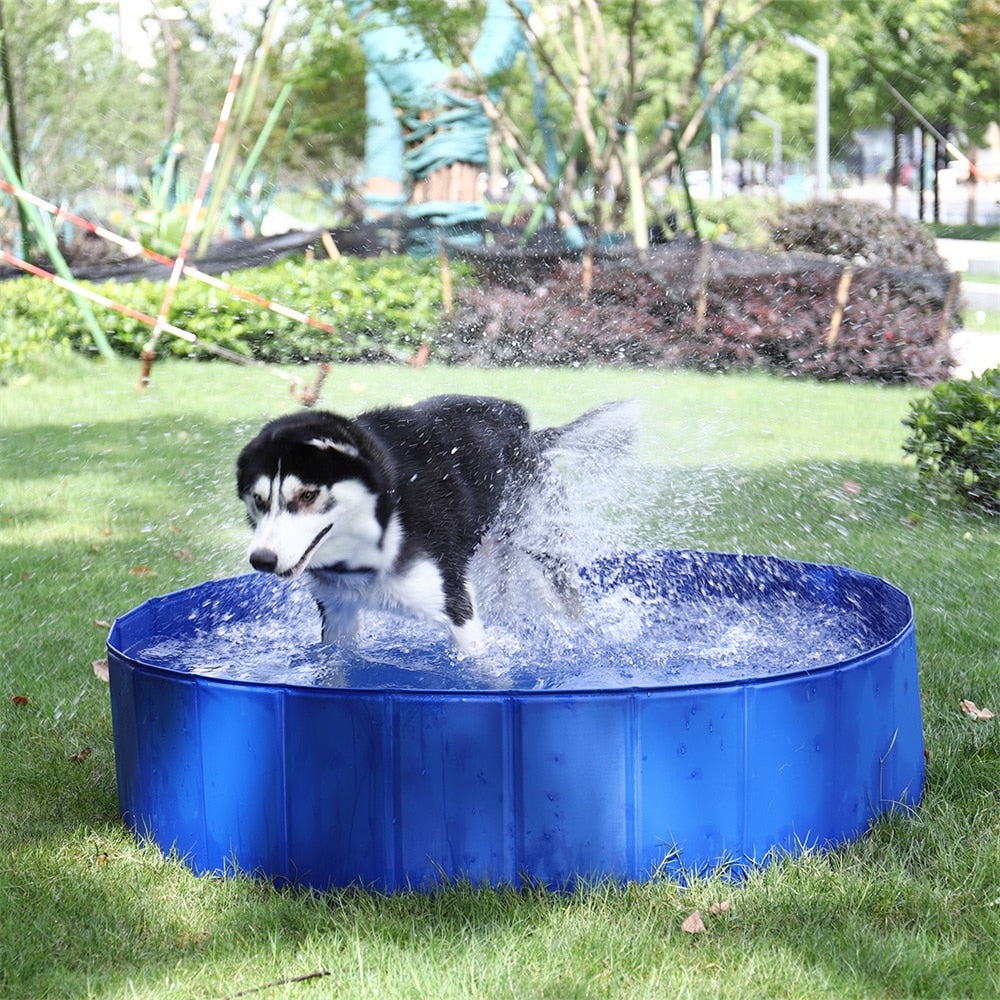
[92,659,110,683]
[69,747,92,764]
[960,699,995,722]
[11,695,29,706]
[128,566,152,576]
[93,619,112,630]
[681,910,706,934]
[709,899,733,915]
[841,480,863,497]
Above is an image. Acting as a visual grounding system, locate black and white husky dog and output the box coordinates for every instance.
[236,394,637,656]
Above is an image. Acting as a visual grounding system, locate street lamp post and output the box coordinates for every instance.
[787,33,829,200]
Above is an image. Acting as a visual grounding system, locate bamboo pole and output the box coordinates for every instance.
[622,126,648,260]
[0,0,31,254]
[140,53,245,388]
[197,0,283,255]
[438,239,453,315]
[320,231,341,260]
[220,15,324,236]
[253,95,303,231]
[0,175,334,335]
[691,237,711,334]
[0,143,116,360]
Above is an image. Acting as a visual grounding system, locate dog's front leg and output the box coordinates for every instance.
[316,600,361,646]
[448,613,487,658]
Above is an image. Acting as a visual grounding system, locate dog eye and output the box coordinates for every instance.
[252,495,269,512]
[299,488,320,505]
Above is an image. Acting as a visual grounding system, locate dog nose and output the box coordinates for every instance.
[249,548,279,573]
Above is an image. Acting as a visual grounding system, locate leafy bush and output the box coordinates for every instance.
[441,248,955,383]
[0,255,451,367]
[672,266,953,383]
[442,200,960,382]
[771,200,947,270]
[0,315,72,381]
[681,193,784,247]
[903,368,1000,513]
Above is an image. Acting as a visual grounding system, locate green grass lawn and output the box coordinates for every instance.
[1,358,999,998]
[963,310,1000,335]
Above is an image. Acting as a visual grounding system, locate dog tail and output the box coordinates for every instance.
[534,400,640,463]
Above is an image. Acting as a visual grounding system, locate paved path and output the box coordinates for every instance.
[938,239,1000,377]
[950,330,1000,378]
[936,238,1000,274]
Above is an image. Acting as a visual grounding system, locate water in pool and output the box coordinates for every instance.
[127,565,880,691]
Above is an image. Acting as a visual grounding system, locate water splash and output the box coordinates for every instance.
[129,563,880,692]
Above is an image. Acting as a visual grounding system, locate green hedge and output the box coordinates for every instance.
[0,255,452,368]
[0,316,72,377]
[903,367,1000,513]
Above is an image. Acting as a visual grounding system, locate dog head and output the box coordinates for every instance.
[236,411,391,578]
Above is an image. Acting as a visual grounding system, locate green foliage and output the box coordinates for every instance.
[771,199,948,269]
[0,256,452,367]
[1,0,237,202]
[903,367,1000,513]
[0,316,71,380]
[927,222,1000,243]
[685,193,786,246]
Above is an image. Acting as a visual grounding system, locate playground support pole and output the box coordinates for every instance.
[141,53,245,389]
[197,1,283,255]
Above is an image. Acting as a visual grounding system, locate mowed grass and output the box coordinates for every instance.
[1,357,999,999]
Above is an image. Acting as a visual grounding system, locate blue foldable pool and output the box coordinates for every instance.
[108,549,924,891]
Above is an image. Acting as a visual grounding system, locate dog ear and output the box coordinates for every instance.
[307,437,360,459]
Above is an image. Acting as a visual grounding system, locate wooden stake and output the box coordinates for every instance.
[692,239,711,334]
[321,230,341,260]
[409,343,431,367]
[439,239,453,315]
[581,245,593,302]
[826,265,854,346]
[938,271,961,341]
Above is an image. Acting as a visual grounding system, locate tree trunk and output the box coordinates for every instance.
[0,0,32,255]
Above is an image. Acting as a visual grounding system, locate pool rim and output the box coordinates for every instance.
[106,548,915,697]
